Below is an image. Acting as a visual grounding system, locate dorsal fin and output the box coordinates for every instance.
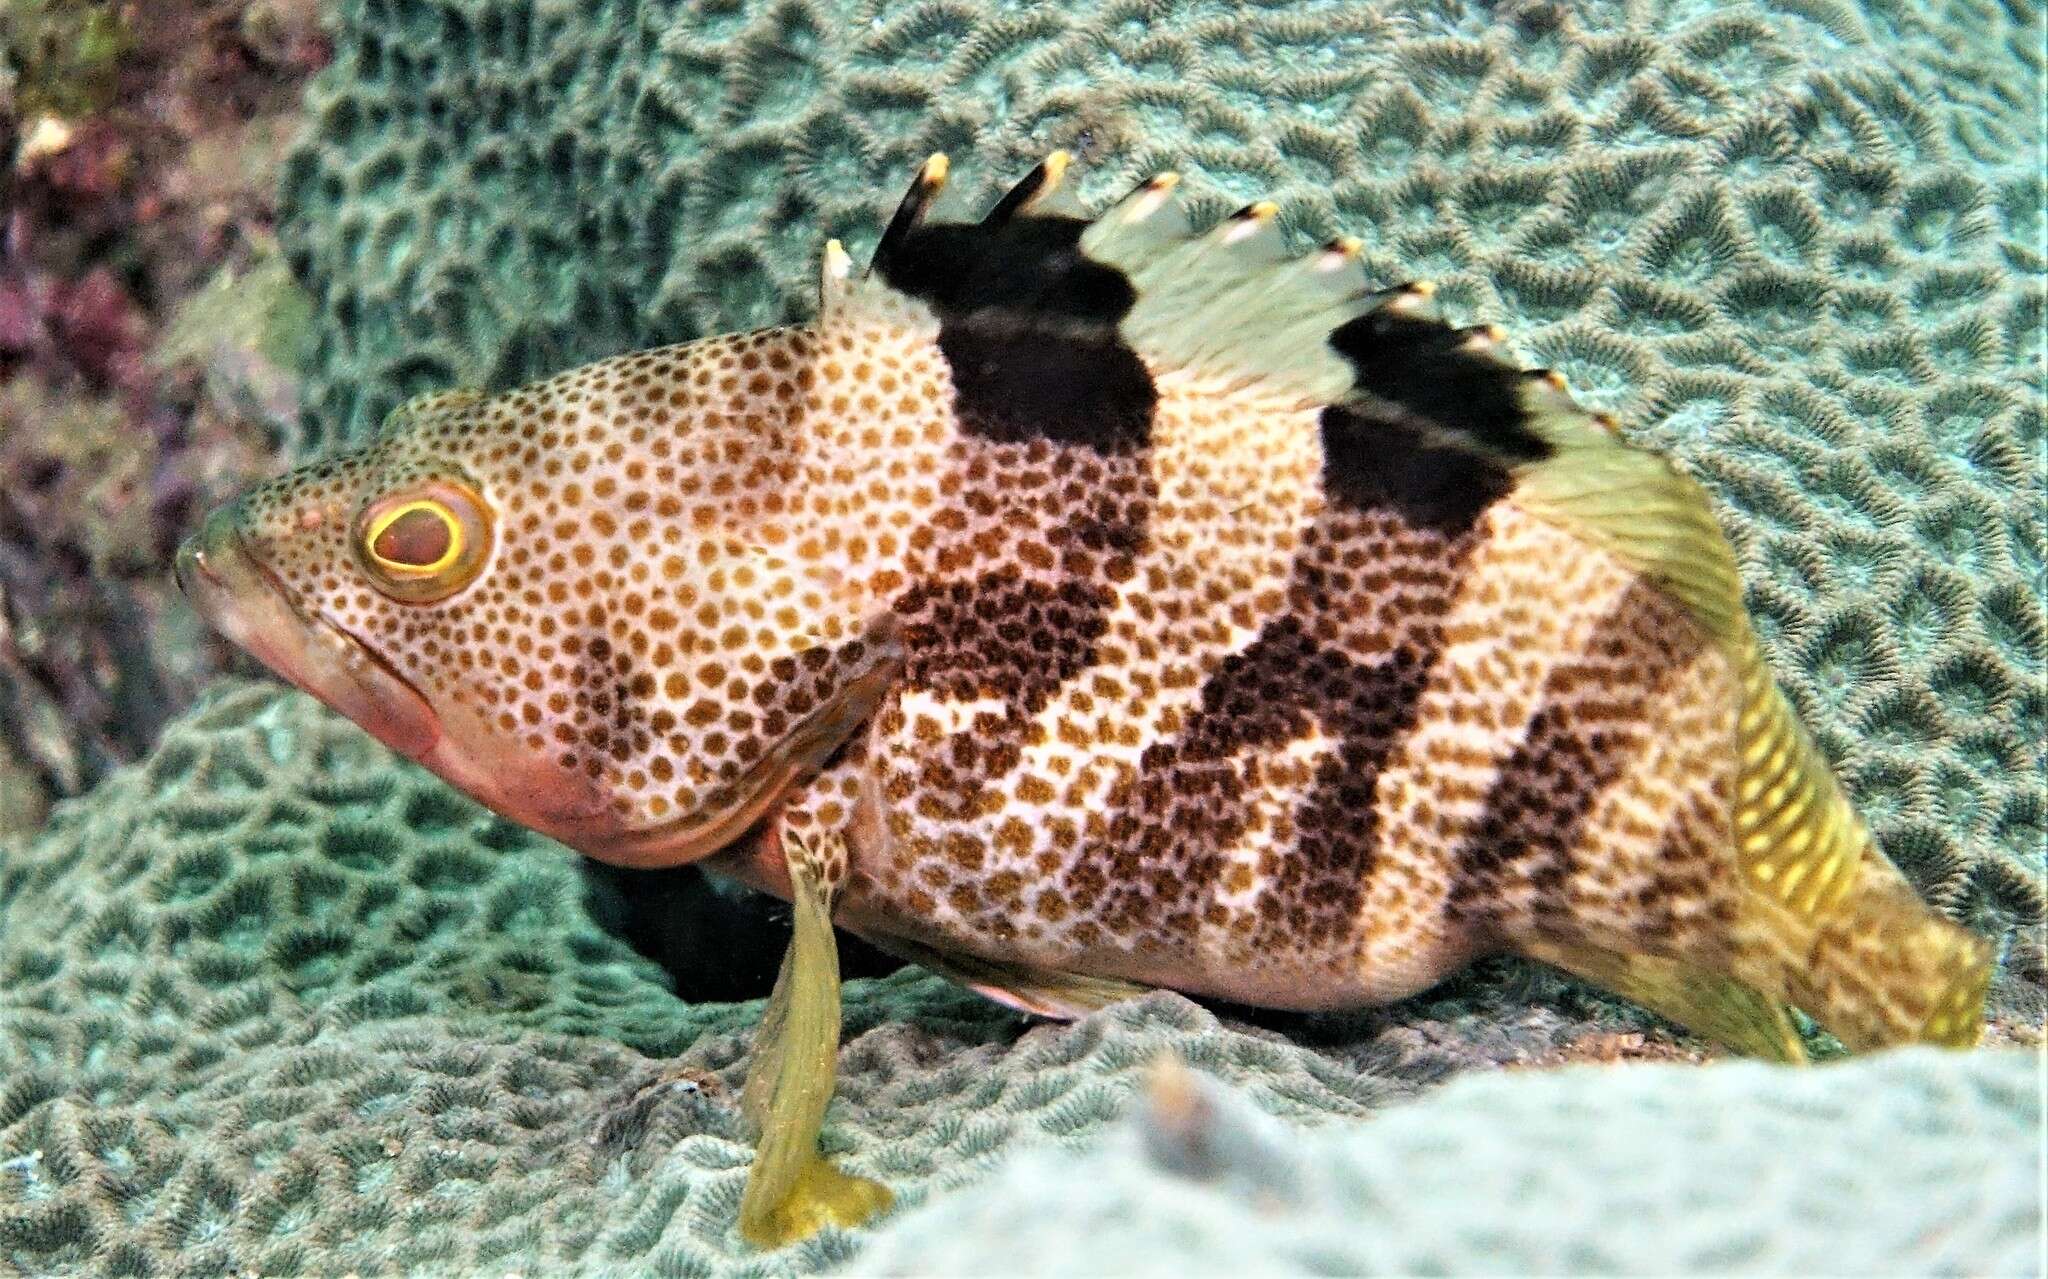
[832,157,1735,622]
[377,388,484,440]
[829,155,1758,620]
[837,154,1586,474]
[839,152,1157,453]
[1081,179,1364,407]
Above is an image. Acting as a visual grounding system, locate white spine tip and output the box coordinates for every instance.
[1313,236,1364,273]
[1219,202,1279,244]
[819,238,854,309]
[1123,172,1182,224]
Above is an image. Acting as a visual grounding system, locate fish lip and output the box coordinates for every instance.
[176,508,443,761]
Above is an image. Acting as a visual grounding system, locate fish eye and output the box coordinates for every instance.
[369,502,457,571]
[356,482,492,603]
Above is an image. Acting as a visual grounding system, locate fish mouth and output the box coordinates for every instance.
[175,506,443,761]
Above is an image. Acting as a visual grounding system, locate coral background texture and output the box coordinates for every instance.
[1,0,2042,1272]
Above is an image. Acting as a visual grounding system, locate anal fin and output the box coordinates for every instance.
[736,832,892,1248]
[1519,936,1809,1064]
[865,933,1156,1021]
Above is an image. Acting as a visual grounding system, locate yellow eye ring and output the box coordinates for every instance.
[365,499,464,577]
[355,481,492,604]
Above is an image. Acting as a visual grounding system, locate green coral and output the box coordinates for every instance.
[273,0,2043,987]
[851,1048,2044,1276]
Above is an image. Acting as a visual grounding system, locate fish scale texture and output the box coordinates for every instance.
[850,1048,2045,1277]
[275,0,2044,989]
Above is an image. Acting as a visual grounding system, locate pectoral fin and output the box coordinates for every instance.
[736,832,892,1248]
[1519,936,1809,1064]
[865,932,1157,1020]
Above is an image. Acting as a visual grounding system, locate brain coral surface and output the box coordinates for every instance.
[276,0,2044,992]
[851,1048,2044,1277]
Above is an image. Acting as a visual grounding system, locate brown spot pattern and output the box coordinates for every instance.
[1450,585,1675,922]
[1113,614,1436,952]
[1446,579,1732,955]
[895,574,1116,718]
[227,326,904,838]
[217,188,1788,1028]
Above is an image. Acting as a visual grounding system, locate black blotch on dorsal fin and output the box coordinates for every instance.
[983,150,1071,227]
[875,154,950,274]
[872,165,1157,453]
[1328,307,1553,466]
[1318,404,1514,537]
[879,216,1130,324]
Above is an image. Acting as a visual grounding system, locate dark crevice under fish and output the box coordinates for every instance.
[178,153,1993,1246]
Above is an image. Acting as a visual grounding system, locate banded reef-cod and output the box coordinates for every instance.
[179,154,1993,1245]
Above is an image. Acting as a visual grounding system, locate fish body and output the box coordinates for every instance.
[180,156,1991,1235]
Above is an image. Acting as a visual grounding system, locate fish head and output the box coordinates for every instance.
[175,402,611,850]
[178,345,896,869]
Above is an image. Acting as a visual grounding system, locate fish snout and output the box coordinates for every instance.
[175,495,448,765]
[175,503,244,605]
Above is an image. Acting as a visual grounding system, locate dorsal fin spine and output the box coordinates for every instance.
[872,153,950,272]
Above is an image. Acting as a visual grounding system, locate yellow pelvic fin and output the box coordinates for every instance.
[736,831,892,1248]
[865,932,1156,1020]
[1520,936,1809,1064]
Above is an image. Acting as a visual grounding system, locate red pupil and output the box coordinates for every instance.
[374,507,451,566]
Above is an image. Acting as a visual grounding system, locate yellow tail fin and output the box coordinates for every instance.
[1725,651,1992,1051]
[1512,388,1992,1056]
[1771,862,1993,1050]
